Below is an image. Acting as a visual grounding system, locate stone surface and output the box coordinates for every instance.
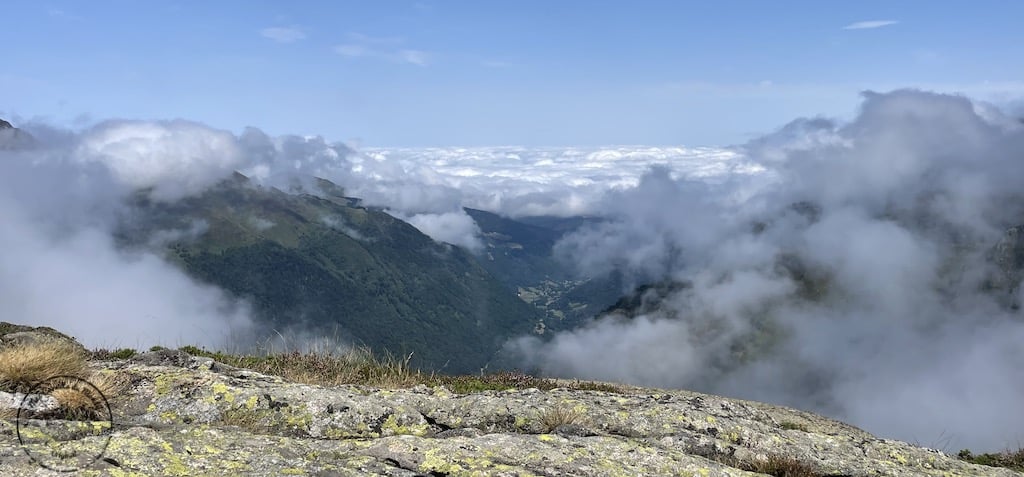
[0,322,89,355]
[0,349,1019,476]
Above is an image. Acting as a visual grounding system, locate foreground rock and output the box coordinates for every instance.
[1,350,1018,477]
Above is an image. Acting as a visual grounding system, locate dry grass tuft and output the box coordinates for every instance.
[780,421,809,432]
[538,404,586,432]
[0,339,88,392]
[691,446,826,477]
[180,345,628,394]
[741,454,825,477]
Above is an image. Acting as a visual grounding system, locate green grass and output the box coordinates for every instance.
[957,448,1024,471]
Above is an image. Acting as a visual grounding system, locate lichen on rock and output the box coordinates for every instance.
[0,326,1021,476]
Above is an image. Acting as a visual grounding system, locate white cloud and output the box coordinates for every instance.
[333,32,431,66]
[399,49,429,66]
[75,120,244,201]
[842,20,899,30]
[260,26,307,43]
[508,89,1024,451]
[334,44,369,57]
[0,128,255,351]
[402,211,485,253]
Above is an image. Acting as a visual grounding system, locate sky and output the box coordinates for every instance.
[3,2,1024,452]
[2,0,1024,147]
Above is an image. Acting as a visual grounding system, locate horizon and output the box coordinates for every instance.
[2,1,1024,147]
[4,1,1024,455]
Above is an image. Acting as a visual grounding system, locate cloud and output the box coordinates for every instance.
[480,60,513,69]
[334,44,369,57]
[402,211,485,252]
[398,49,429,67]
[333,32,430,66]
[508,90,1024,451]
[842,20,899,30]
[0,123,255,350]
[260,26,307,43]
[75,120,244,201]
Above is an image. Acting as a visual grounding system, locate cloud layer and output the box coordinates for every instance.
[0,123,254,350]
[510,90,1024,451]
[5,88,1023,451]
[842,20,899,30]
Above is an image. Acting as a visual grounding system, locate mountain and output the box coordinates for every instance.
[467,208,624,332]
[0,118,34,149]
[116,174,544,373]
[3,323,1017,476]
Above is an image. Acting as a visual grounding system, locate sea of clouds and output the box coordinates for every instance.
[2,88,1023,450]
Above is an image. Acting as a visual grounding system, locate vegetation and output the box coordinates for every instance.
[739,454,826,477]
[780,421,809,432]
[92,348,138,360]
[692,446,826,477]
[118,176,547,373]
[538,404,586,432]
[0,339,126,421]
[176,345,623,393]
[958,448,1024,471]
[0,339,89,392]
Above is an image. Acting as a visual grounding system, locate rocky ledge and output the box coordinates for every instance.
[0,327,1019,476]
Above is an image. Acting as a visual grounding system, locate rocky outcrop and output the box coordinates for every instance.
[0,118,33,149]
[0,329,1019,476]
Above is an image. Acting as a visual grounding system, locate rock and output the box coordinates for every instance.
[0,322,87,355]
[0,359,1018,475]
[0,119,33,149]
[0,322,1018,476]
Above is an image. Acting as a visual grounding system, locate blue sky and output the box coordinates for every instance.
[1,1,1022,146]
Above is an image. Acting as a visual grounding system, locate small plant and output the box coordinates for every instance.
[0,339,88,392]
[538,403,585,432]
[741,454,824,477]
[177,345,205,356]
[958,448,1024,471]
[780,421,809,432]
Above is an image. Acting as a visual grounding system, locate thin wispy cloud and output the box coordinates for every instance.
[399,49,429,67]
[334,44,369,57]
[260,26,307,43]
[334,32,430,66]
[842,20,899,30]
[480,60,513,69]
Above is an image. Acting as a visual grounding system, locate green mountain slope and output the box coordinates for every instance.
[466,208,623,332]
[117,174,543,373]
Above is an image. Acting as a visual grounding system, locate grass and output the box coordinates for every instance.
[174,344,626,394]
[91,348,138,360]
[538,404,586,432]
[958,448,1024,471]
[780,421,809,432]
[0,339,127,421]
[0,339,89,392]
[690,445,826,477]
[740,454,825,477]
